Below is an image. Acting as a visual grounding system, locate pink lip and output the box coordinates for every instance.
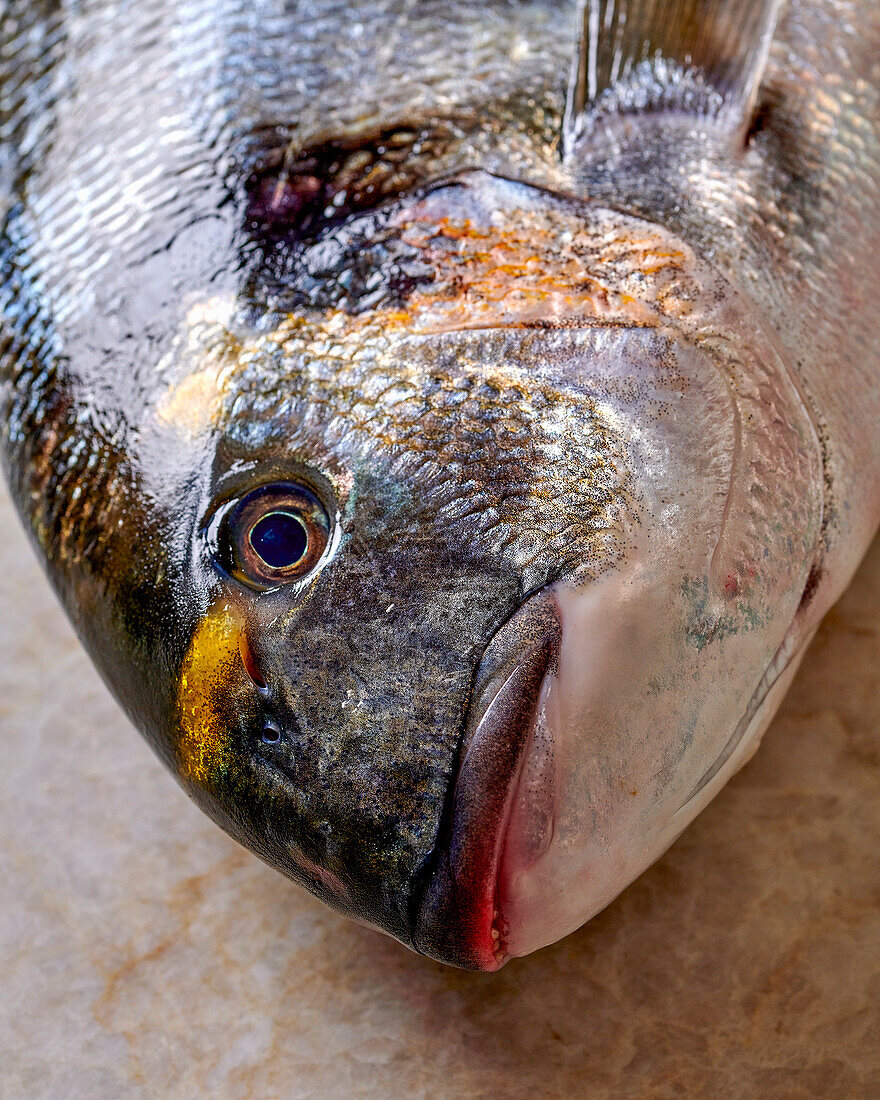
[412,589,560,970]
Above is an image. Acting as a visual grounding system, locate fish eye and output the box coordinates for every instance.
[219,482,331,589]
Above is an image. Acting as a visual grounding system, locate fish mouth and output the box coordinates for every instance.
[411,588,561,970]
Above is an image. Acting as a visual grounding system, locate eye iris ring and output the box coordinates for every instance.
[248,510,309,571]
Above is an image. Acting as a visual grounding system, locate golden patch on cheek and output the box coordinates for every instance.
[176,600,243,786]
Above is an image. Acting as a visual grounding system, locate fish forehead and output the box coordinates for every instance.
[2,0,583,447]
[22,0,577,233]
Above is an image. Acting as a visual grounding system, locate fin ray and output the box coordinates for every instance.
[565,0,784,148]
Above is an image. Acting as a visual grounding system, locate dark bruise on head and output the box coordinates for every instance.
[242,123,459,245]
[236,126,456,324]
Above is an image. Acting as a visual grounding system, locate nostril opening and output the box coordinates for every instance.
[239,634,270,694]
[261,719,282,745]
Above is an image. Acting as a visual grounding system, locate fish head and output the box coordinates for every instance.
[147,177,630,954]
[113,171,821,969]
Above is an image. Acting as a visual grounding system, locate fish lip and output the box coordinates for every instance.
[411,588,561,970]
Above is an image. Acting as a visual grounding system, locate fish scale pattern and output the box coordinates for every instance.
[0,0,582,499]
[224,322,634,591]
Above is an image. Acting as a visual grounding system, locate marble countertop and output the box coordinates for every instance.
[1,478,879,1099]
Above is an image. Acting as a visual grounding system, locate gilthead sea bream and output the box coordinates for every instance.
[1,0,878,969]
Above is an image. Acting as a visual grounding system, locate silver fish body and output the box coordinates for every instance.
[1,0,877,969]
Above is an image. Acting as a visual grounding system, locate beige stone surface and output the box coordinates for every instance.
[1,475,879,1100]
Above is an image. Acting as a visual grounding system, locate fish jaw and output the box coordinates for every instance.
[412,588,561,970]
[493,567,815,961]
[412,562,813,969]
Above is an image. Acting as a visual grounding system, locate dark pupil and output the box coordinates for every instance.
[249,510,308,570]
